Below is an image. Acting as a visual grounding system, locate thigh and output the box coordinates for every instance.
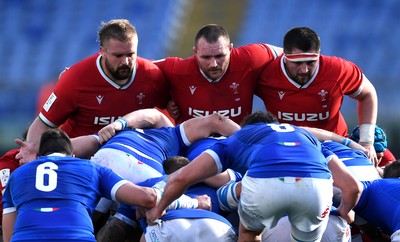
[288,178,333,241]
[261,216,291,242]
[238,177,289,232]
[321,215,351,242]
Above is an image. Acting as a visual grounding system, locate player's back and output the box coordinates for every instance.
[322,141,381,181]
[102,126,188,163]
[3,155,122,241]
[211,123,332,178]
[355,179,400,235]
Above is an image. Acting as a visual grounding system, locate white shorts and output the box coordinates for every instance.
[346,165,381,181]
[262,215,351,242]
[239,176,333,241]
[144,218,237,242]
[392,229,400,242]
[91,148,163,184]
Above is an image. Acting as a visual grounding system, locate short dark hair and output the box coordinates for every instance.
[283,27,320,53]
[195,24,230,47]
[163,156,190,175]
[241,111,279,127]
[383,160,400,178]
[38,129,73,156]
[98,19,137,46]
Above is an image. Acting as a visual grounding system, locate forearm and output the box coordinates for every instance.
[26,117,52,152]
[357,78,378,142]
[302,126,366,151]
[154,175,189,212]
[71,135,99,158]
[2,213,16,242]
[122,108,173,129]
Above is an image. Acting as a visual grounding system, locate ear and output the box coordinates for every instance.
[193,46,197,54]
[100,46,106,54]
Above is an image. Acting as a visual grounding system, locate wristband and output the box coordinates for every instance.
[91,134,101,144]
[359,124,376,143]
[341,138,352,147]
[116,118,128,129]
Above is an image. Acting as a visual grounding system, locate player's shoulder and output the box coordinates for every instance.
[319,54,358,69]
[58,53,100,81]
[137,56,160,69]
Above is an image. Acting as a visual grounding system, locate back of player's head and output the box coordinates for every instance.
[383,160,400,178]
[98,19,137,47]
[195,24,230,47]
[38,129,73,156]
[163,156,190,175]
[283,27,320,53]
[241,111,278,127]
[350,125,387,153]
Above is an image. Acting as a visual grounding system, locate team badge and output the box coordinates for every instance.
[230,82,239,95]
[318,89,328,102]
[137,93,145,105]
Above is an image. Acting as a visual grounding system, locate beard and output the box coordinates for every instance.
[105,60,133,81]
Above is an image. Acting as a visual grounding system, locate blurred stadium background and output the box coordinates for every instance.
[1,0,399,157]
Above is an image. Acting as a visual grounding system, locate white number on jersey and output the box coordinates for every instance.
[267,123,295,132]
[35,162,58,192]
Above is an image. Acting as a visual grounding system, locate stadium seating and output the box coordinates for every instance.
[0,0,187,152]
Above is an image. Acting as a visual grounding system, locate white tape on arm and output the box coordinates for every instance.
[359,124,376,143]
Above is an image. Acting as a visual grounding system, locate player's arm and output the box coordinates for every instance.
[98,108,174,143]
[15,117,52,164]
[301,126,367,152]
[183,113,240,143]
[146,152,218,224]
[327,156,362,224]
[353,75,378,163]
[115,183,157,210]
[70,135,100,159]
[2,212,16,242]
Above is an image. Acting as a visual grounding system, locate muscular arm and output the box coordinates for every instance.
[301,126,367,152]
[355,76,378,129]
[146,153,218,223]
[115,183,157,210]
[354,76,378,163]
[70,135,100,159]
[16,117,52,163]
[183,113,240,143]
[2,212,16,242]
[328,156,362,224]
[98,108,174,143]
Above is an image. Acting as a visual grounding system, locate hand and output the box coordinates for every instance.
[359,142,378,166]
[146,207,165,225]
[194,195,211,210]
[337,206,355,224]
[15,139,37,165]
[166,100,180,119]
[98,122,123,144]
[135,206,148,220]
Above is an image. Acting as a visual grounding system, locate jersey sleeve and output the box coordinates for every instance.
[96,165,129,201]
[330,56,364,96]
[241,43,281,70]
[39,67,80,127]
[2,174,16,214]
